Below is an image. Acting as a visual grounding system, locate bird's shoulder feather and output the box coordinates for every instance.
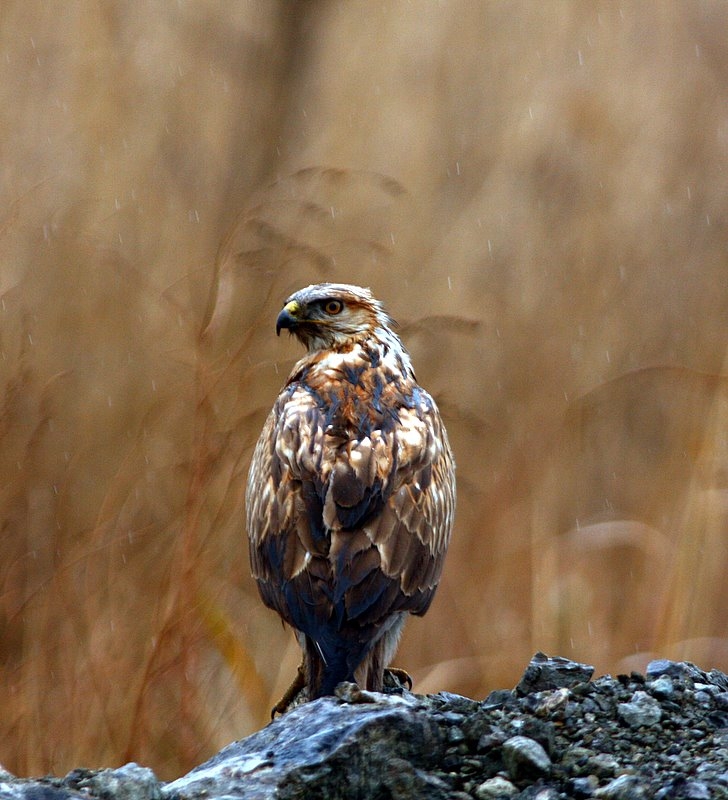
[246,336,455,634]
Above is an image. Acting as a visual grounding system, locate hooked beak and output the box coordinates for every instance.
[276,300,301,336]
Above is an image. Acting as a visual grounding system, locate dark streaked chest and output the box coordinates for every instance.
[285,340,416,438]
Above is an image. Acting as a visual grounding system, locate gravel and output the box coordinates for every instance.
[421,653,728,798]
[4,653,728,799]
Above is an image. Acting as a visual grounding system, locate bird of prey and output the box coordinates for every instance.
[246,283,455,709]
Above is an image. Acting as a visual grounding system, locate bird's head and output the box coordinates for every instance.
[276,283,394,352]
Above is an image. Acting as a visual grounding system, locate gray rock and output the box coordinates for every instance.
[474,776,518,798]
[0,764,162,800]
[530,789,562,800]
[0,783,85,800]
[6,656,728,799]
[516,652,594,695]
[617,690,662,728]
[482,689,516,709]
[645,659,706,683]
[587,753,620,779]
[502,735,551,781]
[595,774,648,799]
[66,764,161,800]
[707,670,728,691]
[646,674,674,699]
[571,775,599,796]
[561,745,594,775]
[164,692,442,799]
[683,781,711,800]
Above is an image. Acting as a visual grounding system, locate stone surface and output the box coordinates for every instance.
[502,735,551,781]
[0,764,161,800]
[164,691,445,799]
[5,654,728,798]
[474,776,518,798]
[616,690,663,728]
[515,651,595,695]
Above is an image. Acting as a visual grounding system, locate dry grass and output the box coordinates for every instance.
[2,0,728,780]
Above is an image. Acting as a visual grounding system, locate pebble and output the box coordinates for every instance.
[617,690,662,727]
[587,753,620,778]
[646,674,674,699]
[474,776,518,798]
[502,735,551,780]
[534,687,571,716]
[571,775,599,797]
[595,774,647,799]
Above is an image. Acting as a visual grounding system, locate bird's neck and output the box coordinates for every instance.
[290,334,414,436]
[296,328,414,383]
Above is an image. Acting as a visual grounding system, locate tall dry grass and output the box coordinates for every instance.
[2,0,728,780]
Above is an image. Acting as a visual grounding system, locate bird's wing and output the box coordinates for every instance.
[247,382,455,637]
[335,390,456,623]
[246,386,329,623]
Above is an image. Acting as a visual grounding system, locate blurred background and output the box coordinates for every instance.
[2,0,728,780]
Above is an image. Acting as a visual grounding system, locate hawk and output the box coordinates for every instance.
[246,283,455,708]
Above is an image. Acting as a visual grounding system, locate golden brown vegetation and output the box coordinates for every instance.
[2,0,728,781]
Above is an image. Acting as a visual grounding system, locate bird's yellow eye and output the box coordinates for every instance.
[324,299,343,315]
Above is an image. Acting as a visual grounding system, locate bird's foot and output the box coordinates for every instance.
[270,664,307,718]
[383,666,413,691]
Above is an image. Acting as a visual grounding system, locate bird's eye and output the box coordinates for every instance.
[324,299,343,315]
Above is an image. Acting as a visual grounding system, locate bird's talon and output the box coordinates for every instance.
[384,667,413,691]
[270,664,306,718]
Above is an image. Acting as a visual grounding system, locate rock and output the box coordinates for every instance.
[595,774,648,799]
[164,692,444,799]
[532,687,571,717]
[530,789,562,800]
[707,670,728,691]
[0,764,162,800]
[474,776,518,798]
[570,775,599,797]
[655,777,712,800]
[502,735,551,780]
[65,764,161,800]
[482,689,517,709]
[7,655,728,799]
[646,674,674,699]
[683,781,711,800]
[645,659,707,683]
[515,652,595,695]
[562,745,595,775]
[617,691,662,728]
[587,753,620,779]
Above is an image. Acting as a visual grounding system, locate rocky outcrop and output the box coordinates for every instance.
[5,654,728,799]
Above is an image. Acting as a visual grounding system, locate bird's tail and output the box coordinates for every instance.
[303,636,396,698]
[303,637,359,698]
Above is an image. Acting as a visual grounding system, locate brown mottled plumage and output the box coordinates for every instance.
[246,283,455,707]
